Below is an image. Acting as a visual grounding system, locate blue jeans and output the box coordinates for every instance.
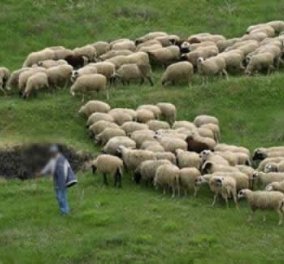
[55,187,69,214]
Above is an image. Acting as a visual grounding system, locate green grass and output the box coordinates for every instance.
[1,0,284,263]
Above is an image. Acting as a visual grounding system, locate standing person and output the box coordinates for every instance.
[38,144,77,215]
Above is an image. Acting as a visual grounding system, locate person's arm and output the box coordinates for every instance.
[39,159,55,176]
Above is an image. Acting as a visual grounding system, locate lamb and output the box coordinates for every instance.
[245,52,275,75]
[156,103,176,125]
[112,63,153,86]
[154,135,187,153]
[194,115,219,127]
[0,67,10,93]
[89,121,120,137]
[235,165,256,189]
[134,159,171,185]
[266,181,284,193]
[136,109,155,123]
[215,143,250,156]
[109,108,134,125]
[179,168,201,197]
[102,136,136,155]
[135,32,168,44]
[121,121,148,135]
[23,48,55,67]
[47,64,73,88]
[95,128,126,145]
[176,149,202,169]
[147,120,170,132]
[78,100,111,117]
[137,105,161,119]
[86,112,114,127]
[197,56,228,83]
[197,126,215,140]
[238,189,284,225]
[161,61,193,86]
[22,72,49,98]
[117,145,155,171]
[91,154,123,187]
[253,172,284,187]
[70,74,108,102]
[154,164,180,197]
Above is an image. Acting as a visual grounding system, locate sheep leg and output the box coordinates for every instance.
[193,187,199,197]
[115,169,122,188]
[211,193,218,207]
[224,196,229,208]
[171,186,175,198]
[277,209,283,225]
[103,174,108,185]
[81,94,85,103]
[222,69,229,80]
[147,77,154,86]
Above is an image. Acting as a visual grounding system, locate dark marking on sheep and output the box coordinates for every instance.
[186,136,212,153]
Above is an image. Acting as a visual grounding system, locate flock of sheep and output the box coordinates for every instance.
[78,100,284,226]
[2,20,284,225]
[1,20,284,99]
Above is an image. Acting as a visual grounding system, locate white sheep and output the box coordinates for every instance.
[179,167,201,197]
[86,112,114,127]
[47,64,73,88]
[121,121,148,135]
[22,72,49,98]
[238,189,284,225]
[134,159,171,185]
[253,172,284,186]
[78,100,111,117]
[266,181,284,193]
[154,134,187,153]
[91,154,123,187]
[89,121,120,137]
[0,67,10,94]
[70,74,108,102]
[156,102,176,125]
[161,61,194,86]
[102,136,136,155]
[136,108,155,123]
[146,120,170,132]
[197,56,228,84]
[154,164,180,197]
[117,145,155,171]
[176,149,201,169]
[95,128,126,145]
[113,63,153,86]
[137,104,161,119]
[109,108,134,125]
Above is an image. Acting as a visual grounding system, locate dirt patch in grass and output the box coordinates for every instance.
[0,143,93,180]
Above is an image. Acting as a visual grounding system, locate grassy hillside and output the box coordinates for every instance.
[1,0,284,263]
